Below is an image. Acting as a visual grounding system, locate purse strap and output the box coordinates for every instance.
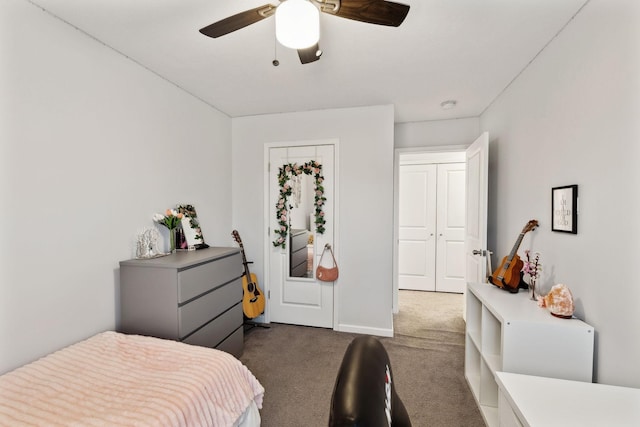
[318,243,337,267]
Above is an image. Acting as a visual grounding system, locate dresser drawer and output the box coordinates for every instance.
[183,303,243,350]
[290,230,308,252]
[215,326,244,358]
[177,252,242,303]
[178,278,242,337]
[291,245,308,267]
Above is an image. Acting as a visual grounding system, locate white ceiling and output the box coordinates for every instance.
[30,0,588,123]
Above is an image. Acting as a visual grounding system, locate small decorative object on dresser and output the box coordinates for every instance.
[152,208,184,253]
[177,204,209,249]
[135,227,161,259]
[538,283,575,318]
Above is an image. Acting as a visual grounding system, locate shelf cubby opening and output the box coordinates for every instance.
[465,335,481,399]
[479,359,498,408]
[466,290,482,341]
[481,306,501,359]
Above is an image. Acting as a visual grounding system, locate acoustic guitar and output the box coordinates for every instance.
[489,219,539,293]
[232,230,266,319]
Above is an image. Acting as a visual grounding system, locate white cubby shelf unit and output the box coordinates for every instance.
[464,281,594,427]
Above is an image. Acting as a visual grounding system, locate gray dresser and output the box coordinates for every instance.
[119,247,244,357]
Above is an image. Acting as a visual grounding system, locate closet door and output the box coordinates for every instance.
[398,164,437,291]
[435,163,466,293]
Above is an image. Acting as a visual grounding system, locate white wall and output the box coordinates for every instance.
[480,0,640,387]
[232,105,395,335]
[0,0,232,374]
[395,117,480,148]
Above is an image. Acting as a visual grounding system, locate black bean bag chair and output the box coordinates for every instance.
[329,336,412,427]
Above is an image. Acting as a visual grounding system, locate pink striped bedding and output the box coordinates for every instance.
[0,331,264,426]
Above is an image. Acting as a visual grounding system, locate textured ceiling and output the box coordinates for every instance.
[29,0,588,123]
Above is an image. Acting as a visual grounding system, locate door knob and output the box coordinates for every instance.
[472,249,484,256]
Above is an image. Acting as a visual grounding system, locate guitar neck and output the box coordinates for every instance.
[497,233,526,279]
[506,233,526,262]
[239,248,252,277]
[232,231,253,280]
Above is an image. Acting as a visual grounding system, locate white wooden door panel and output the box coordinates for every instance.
[398,164,436,291]
[465,133,489,286]
[436,163,466,293]
[268,144,335,328]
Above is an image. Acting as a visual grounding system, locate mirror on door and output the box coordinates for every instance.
[289,173,315,278]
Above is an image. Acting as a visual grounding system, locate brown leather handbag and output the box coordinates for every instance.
[316,243,338,282]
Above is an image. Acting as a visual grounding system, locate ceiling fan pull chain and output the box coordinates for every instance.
[272,31,280,67]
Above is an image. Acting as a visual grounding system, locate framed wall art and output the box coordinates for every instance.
[551,185,578,234]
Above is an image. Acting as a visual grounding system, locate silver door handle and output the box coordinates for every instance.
[472,249,493,256]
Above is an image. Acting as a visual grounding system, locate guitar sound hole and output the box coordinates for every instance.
[247,283,255,293]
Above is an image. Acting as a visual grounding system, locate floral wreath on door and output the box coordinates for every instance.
[273,160,326,248]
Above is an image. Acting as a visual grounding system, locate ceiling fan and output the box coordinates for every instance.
[199,0,410,64]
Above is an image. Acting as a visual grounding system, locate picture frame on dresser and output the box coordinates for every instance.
[177,204,209,249]
[551,184,578,234]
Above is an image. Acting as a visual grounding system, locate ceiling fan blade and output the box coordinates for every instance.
[199,4,276,38]
[323,0,410,27]
[298,43,322,64]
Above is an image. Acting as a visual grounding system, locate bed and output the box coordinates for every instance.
[0,331,264,426]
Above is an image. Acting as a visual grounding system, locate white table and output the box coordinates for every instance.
[496,372,640,426]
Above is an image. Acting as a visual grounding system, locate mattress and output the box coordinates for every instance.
[0,331,264,426]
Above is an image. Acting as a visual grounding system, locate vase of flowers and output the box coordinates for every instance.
[153,209,183,253]
[523,250,542,300]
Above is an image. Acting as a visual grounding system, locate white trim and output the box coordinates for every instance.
[263,138,340,329]
[399,151,465,165]
[395,144,468,154]
[336,322,393,338]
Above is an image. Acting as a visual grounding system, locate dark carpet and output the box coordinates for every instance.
[240,290,484,426]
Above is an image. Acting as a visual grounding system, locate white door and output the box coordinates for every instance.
[398,164,437,291]
[398,161,466,293]
[268,144,335,328]
[435,163,466,293]
[465,132,489,285]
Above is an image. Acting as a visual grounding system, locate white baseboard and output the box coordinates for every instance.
[335,323,393,337]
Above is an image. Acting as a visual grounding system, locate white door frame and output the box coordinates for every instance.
[393,145,467,313]
[263,138,340,328]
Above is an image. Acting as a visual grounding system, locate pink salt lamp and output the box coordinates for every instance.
[537,284,574,318]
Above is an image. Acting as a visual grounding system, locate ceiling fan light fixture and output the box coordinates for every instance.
[276,0,320,49]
